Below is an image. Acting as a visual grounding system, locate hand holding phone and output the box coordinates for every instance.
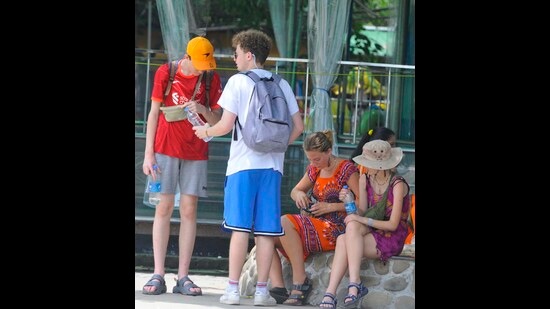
[302,202,314,213]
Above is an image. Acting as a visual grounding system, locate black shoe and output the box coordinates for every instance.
[269,287,289,304]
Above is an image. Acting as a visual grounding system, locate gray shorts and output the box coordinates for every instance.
[154,153,208,198]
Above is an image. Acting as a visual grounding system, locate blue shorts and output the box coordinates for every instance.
[222,169,284,236]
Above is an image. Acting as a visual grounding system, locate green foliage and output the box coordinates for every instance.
[348,0,396,62]
[135,0,395,62]
[135,0,160,34]
[195,0,273,34]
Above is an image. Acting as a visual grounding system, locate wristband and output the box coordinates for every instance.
[205,128,209,137]
[367,218,374,227]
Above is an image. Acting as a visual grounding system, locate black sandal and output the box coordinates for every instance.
[282,277,312,306]
[269,287,289,304]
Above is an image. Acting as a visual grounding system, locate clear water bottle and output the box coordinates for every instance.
[185,107,212,142]
[147,164,162,206]
[343,185,357,215]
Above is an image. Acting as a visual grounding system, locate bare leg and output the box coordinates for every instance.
[344,223,377,304]
[176,194,200,293]
[279,216,308,303]
[269,237,285,288]
[320,233,348,307]
[144,193,175,293]
[255,235,275,283]
[279,217,307,283]
[345,221,369,288]
[228,231,250,282]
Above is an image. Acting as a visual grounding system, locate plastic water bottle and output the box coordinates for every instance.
[343,185,357,214]
[147,164,162,205]
[185,107,212,142]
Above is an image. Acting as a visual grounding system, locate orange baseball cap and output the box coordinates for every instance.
[186,37,216,70]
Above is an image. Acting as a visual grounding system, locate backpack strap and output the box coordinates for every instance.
[162,59,179,106]
[190,72,204,101]
[243,70,261,82]
[232,71,280,141]
[233,72,257,141]
[233,119,241,141]
[204,70,212,105]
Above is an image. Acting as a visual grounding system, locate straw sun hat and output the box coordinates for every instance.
[352,140,403,170]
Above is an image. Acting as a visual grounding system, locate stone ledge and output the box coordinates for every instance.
[240,246,415,309]
[397,243,415,259]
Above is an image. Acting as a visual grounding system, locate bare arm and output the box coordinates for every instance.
[200,107,222,126]
[356,173,368,215]
[142,99,161,178]
[288,112,304,144]
[180,101,222,126]
[346,170,360,210]
[193,108,236,139]
[290,172,314,210]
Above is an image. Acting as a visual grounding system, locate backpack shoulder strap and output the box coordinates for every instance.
[243,70,261,82]
[162,60,179,104]
[169,60,179,81]
[233,71,258,141]
[190,72,204,101]
[271,72,282,84]
[204,70,212,105]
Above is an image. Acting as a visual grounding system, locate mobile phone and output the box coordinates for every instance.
[302,201,314,213]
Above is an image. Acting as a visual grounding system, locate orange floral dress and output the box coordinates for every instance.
[280,160,358,261]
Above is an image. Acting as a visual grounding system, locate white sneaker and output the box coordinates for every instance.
[220,289,240,305]
[254,291,277,306]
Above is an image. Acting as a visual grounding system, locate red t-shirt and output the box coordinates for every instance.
[151,61,222,160]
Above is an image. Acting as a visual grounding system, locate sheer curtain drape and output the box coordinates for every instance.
[306,0,351,156]
[268,0,288,59]
[156,0,193,61]
[268,0,305,87]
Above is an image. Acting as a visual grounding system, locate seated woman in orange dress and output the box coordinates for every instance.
[268,130,360,305]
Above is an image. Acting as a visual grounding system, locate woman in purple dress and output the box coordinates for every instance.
[319,140,411,308]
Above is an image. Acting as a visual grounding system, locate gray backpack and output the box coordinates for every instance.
[233,71,293,153]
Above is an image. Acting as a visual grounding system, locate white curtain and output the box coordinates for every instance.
[156,0,194,61]
[306,0,352,156]
[268,0,288,58]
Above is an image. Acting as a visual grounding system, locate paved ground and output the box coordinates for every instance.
[136,272,306,308]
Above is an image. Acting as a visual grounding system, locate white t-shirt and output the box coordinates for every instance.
[218,69,300,176]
